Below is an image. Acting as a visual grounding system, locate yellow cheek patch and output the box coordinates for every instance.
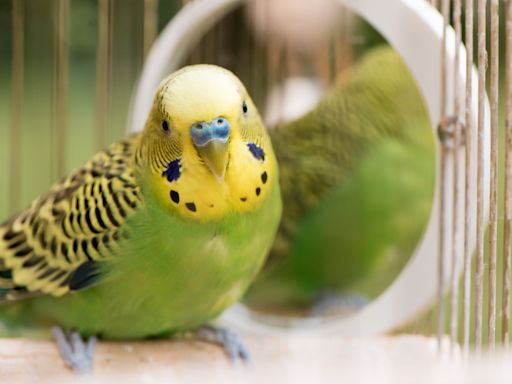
[225,142,274,213]
[149,140,276,222]
[152,152,231,222]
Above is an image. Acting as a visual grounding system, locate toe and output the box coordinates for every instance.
[51,326,96,374]
[224,329,251,363]
[196,325,252,365]
[85,336,97,361]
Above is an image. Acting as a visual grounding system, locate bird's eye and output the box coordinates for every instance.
[162,120,170,133]
[242,101,248,115]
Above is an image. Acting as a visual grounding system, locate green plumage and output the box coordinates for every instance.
[0,65,282,339]
[37,181,279,338]
[247,46,435,307]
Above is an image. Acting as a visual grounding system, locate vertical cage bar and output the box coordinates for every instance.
[182,0,202,64]
[328,33,337,85]
[450,0,463,353]
[438,0,450,351]
[249,18,263,109]
[265,1,275,111]
[96,0,111,151]
[208,17,220,64]
[143,0,158,60]
[475,0,487,351]
[463,0,474,355]
[278,43,288,126]
[488,0,499,349]
[51,0,69,180]
[503,0,512,348]
[9,0,24,213]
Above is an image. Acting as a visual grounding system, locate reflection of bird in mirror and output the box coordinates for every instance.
[245,46,436,317]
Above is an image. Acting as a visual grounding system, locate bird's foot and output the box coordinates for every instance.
[309,290,369,317]
[51,326,96,374]
[195,325,251,366]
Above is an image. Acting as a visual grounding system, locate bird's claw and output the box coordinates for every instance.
[196,325,251,366]
[51,326,96,374]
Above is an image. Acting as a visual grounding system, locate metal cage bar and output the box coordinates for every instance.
[474,0,487,351]
[488,0,499,350]
[503,0,512,348]
[450,0,463,354]
[438,0,451,351]
[9,0,24,213]
[96,0,112,151]
[143,0,159,60]
[51,0,69,180]
[462,0,474,355]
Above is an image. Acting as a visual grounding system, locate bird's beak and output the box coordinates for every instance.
[197,140,229,180]
[190,117,231,180]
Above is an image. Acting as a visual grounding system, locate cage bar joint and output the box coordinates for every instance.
[437,115,465,149]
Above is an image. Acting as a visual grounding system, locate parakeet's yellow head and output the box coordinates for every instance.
[135,65,278,222]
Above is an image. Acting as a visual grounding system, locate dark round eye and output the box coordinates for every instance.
[242,101,248,115]
[162,120,170,132]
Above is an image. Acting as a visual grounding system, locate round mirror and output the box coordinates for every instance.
[129,0,490,336]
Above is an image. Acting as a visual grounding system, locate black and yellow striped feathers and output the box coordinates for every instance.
[0,136,142,300]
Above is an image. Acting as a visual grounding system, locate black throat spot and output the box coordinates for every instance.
[170,190,180,204]
[185,202,197,212]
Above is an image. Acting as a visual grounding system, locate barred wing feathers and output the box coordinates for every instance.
[0,137,142,301]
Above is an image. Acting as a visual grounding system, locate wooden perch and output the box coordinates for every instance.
[1,333,511,383]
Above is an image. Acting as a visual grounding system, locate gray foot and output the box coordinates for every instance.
[51,326,96,374]
[196,325,251,365]
[309,291,369,317]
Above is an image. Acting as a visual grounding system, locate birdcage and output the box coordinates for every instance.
[1,0,511,382]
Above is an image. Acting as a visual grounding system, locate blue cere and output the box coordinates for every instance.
[162,158,181,182]
[190,117,230,147]
[247,143,265,161]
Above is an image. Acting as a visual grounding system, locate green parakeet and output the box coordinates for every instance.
[0,65,282,370]
[246,46,435,311]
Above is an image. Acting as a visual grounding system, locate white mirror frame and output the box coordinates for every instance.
[128,0,490,337]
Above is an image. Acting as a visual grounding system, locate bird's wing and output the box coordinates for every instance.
[0,136,142,301]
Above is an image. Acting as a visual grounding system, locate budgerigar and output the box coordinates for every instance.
[0,65,282,371]
[246,46,435,312]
